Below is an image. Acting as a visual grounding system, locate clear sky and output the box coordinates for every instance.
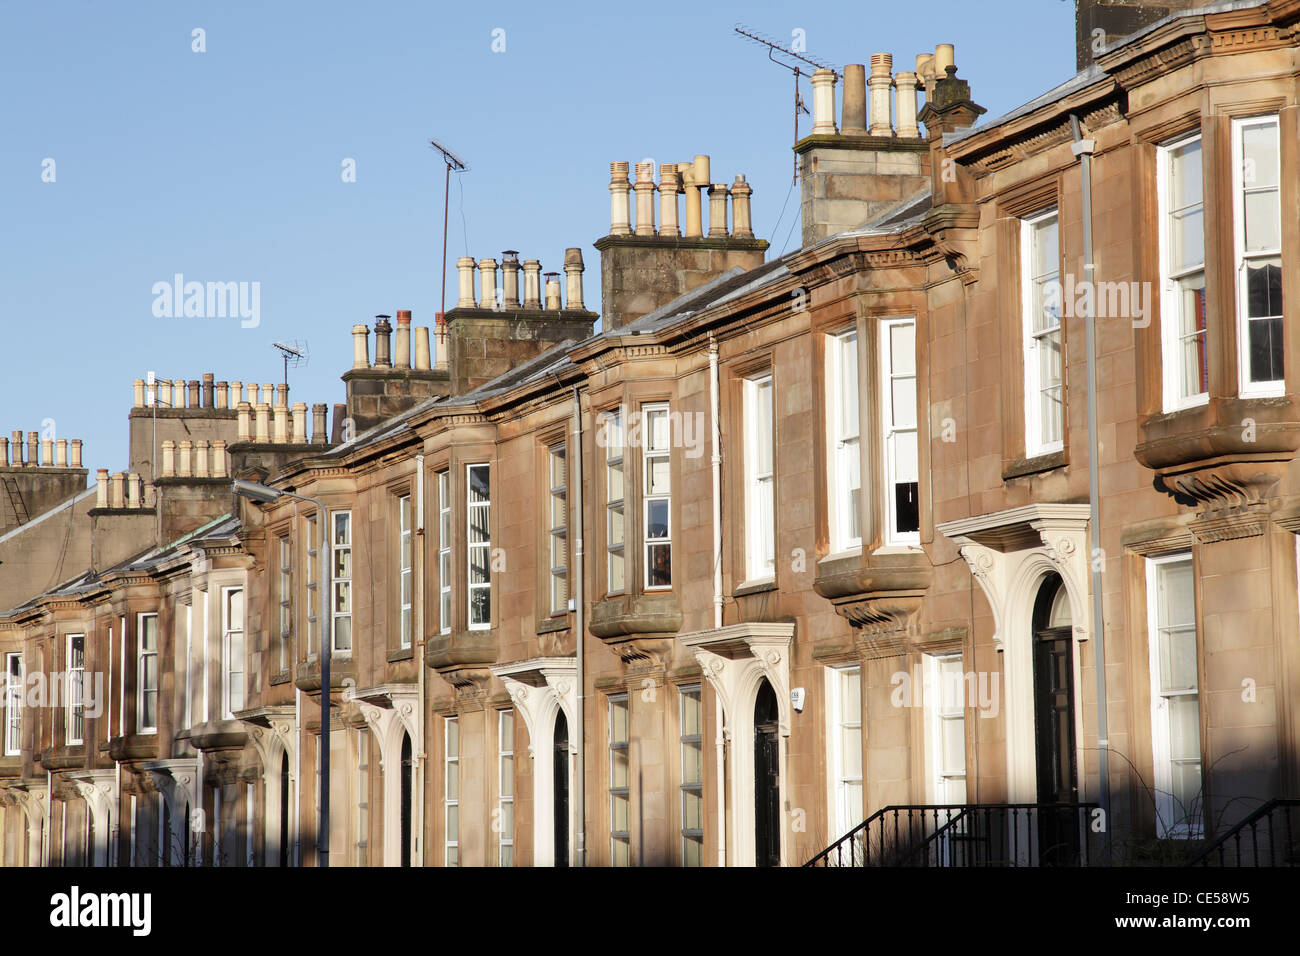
[0,0,1074,474]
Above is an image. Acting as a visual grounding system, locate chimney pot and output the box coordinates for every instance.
[255,404,271,443]
[202,372,215,408]
[456,257,477,308]
[811,69,838,134]
[161,440,176,478]
[842,65,868,134]
[96,469,109,508]
[416,326,434,370]
[70,439,82,469]
[41,437,53,467]
[177,441,193,478]
[934,43,955,75]
[681,162,703,238]
[236,402,251,442]
[187,379,201,408]
[55,439,67,468]
[0,438,7,468]
[133,379,146,409]
[544,273,562,310]
[731,175,754,238]
[212,440,228,478]
[194,441,210,478]
[26,433,38,468]
[351,324,371,369]
[869,53,894,136]
[478,258,500,310]
[126,473,141,508]
[500,254,521,309]
[292,402,308,443]
[374,315,393,368]
[895,71,920,137]
[658,164,681,237]
[707,183,730,237]
[273,404,289,444]
[395,310,412,368]
[522,259,542,308]
[609,161,632,236]
[215,381,229,409]
[10,431,22,467]
[633,161,657,236]
[311,404,328,444]
[563,248,585,310]
[110,471,126,508]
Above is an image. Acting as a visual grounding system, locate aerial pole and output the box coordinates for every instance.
[429,138,467,357]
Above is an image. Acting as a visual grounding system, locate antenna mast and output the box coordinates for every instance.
[734,25,840,185]
[272,340,309,388]
[429,138,468,361]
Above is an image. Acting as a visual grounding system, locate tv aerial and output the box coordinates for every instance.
[734,25,841,184]
[272,340,309,388]
[430,137,469,333]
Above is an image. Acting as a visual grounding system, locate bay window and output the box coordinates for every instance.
[468,464,491,629]
[66,634,85,745]
[332,511,352,654]
[827,328,861,552]
[549,444,568,614]
[881,318,919,545]
[1022,208,1063,456]
[1158,132,1207,409]
[744,374,775,580]
[5,652,21,755]
[306,514,319,659]
[1233,115,1283,396]
[603,409,626,593]
[438,471,451,634]
[137,613,158,734]
[223,587,245,718]
[278,535,292,671]
[398,494,413,648]
[643,403,672,589]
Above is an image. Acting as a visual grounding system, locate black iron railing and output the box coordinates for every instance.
[804,803,1100,868]
[1186,799,1300,867]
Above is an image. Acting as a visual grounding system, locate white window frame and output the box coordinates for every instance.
[66,634,85,746]
[609,693,630,866]
[4,652,22,755]
[467,464,491,630]
[1021,208,1064,457]
[438,471,451,635]
[827,328,861,553]
[497,709,514,867]
[137,612,159,735]
[1146,552,1203,839]
[642,403,672,590]
[355,728,370,866]
[924,653,967,804]
[678,684,704,866]
[744,374,776,581]
[398,494,413,649]
[278,536,291,672]
[603,409,626,594]
[444,716,459,866]
[331,510,353,655]
[222,586,245,719]
[1157,130,1209,411]
[1232,114,1284,398]
[182,602,192,729]
[305,514,319,660]
[880,317,920,546]
[826,665,863,840]
[548,444,568,615]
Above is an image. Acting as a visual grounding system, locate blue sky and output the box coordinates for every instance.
[0,0,1074,472]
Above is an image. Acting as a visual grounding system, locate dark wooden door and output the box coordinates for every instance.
[400,733,412,867]
[554,711,569,867]
[754,681,781,867]
[1034,625,1079,865]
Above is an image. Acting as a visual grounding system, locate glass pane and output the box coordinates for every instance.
[500,711,513,742]
[647,543,671,587]
[612,793,629,832]
[683,837,702,867]
[891,377,917,429]
[755,382,773,475]
[1038,330,1062,387]
[468,465,490,503]
[470,546,489,585]
[143,656,158,689]
[446,719,459,753]
[333,614,351,651]
[1170,138,1202,209]
[1177,273,1208,397]
[1171,760,1202,826]
[1242,122,1279,189]
[1160,627,1198,694]
[551,493,566,528]
[840,670,860,722]
[333,513,350,545]
[612,839,630,866]
[941,717,965,774]
[646,500,669,540]
[333,581,351,614]
[446,803,458,835]
[1246,259,1283,319]
[842,727,862,777]
[334,548,351,580]
[894,431,919,483]
[470,587,490,624]
[681,688,701,736]
[551,532,566,568]
[401,533,412,568]
[682,738,703,783]
[611,750,629,789]
[610,699,628,741]
[1171,207,1204,271]
[1034,217,1059,276]
[1249,316,1284,385]
[439,510,450,544]
[501,757,514,796]
[141,692,156,729]
[1158,560,1194,629]
[550,446,566,487]
[1168,694,1202,762]
[469,505,490,545]
[646,408,670,452]
[141,617,157,651]
[446,761,459,801]
[552,572,568,609]
[608,552,624,592]
[1244,189,1280,252]
[606,462,623,502]
[647,457,671,496]
[683,790,703,831]
[839,335,859,436]
[1040,386,1063,446]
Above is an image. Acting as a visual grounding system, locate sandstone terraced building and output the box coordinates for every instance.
[2,0,1300,868]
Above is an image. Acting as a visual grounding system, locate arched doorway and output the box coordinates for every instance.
[553,711,569,867]
[1032,573,1078,864]
[753,679,781,867]
[400,733,413,868]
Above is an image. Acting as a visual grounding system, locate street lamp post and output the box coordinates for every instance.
[232,478,332,867]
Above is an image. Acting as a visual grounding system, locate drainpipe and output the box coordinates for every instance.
[1071,113,1111,859]
[708,332,726,867]
[571,387,586,867]
[415,454,427,865]
[709,334,722,630]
